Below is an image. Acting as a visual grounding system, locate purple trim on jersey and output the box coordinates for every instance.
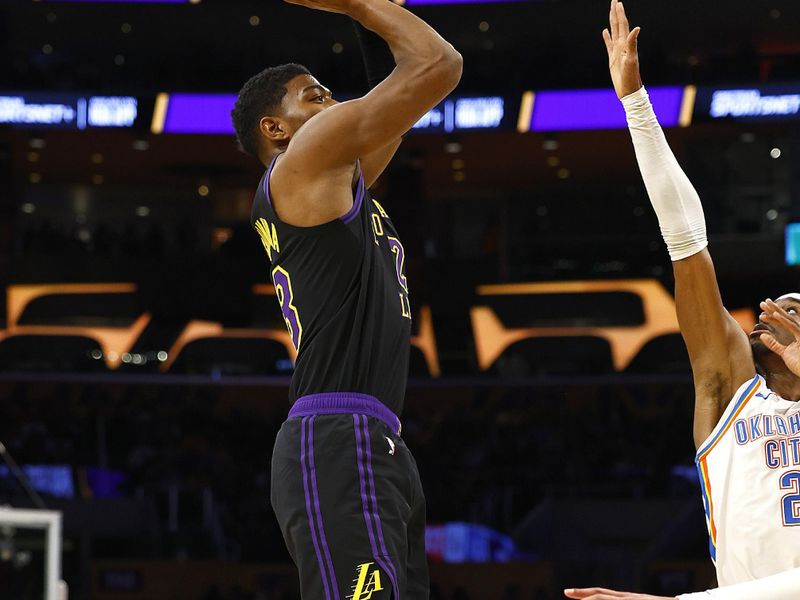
[340,174,366,225]
[308,416,340,599]
[301,417,334,600]
[290,392,401,435]
[262,155,280,208]
[361,416,401,597]
[354,415,400,598]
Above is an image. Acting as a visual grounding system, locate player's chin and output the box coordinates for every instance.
[751,338,772,362]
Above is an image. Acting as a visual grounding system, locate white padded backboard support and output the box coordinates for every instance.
[0,507,67,600]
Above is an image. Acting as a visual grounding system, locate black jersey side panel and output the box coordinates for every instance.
[251,159,411,415]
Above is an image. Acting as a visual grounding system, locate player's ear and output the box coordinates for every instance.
[260,115,289,143]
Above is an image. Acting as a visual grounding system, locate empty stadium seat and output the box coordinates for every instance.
[489,336,614,377]
[0,335,106,372]
[625,334,691,374]
[168,337,294,376]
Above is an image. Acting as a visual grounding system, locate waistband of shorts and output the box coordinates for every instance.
[288,393,401,435]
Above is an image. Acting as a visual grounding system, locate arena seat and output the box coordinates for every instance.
[625,333,691,374]
[168,337,293,376]
[489,335,614,377]
[17,292,141,327]
[0,334,107,372]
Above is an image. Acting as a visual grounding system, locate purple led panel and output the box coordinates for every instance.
[163,94,237,135]
[529,86,684,131]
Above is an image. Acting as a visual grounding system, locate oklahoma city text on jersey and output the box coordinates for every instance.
[696,374,800,587]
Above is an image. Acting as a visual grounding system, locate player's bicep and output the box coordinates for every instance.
[360,138,402,189]
[674,250,752,373]
[674,250,755,446]
[288,57,461,170]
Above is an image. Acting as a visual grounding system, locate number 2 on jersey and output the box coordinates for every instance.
[387,237,411,319]
[780,471,800,526]
[272,266,302,351]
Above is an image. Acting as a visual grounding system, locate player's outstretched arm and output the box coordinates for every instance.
[283,0,461,171]
[566,565,800,600]
[350,8,403,188]
[565,588,674,600]
[604,0,754,448]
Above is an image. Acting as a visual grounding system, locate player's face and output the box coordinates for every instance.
[278,74,337,138]
[750,296,800,355]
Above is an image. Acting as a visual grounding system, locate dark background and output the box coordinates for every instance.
[1,1,799,598]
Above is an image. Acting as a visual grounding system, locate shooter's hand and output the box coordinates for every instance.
[602,0,643,99]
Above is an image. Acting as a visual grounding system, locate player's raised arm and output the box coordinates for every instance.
[604,0,755,448]
[349,8,403,188]
[282,0,462,170]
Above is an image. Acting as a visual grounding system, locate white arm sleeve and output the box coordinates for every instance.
[677,567,800,600]
[621,86,708,262]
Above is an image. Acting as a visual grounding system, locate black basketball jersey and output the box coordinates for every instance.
[250,156,411,416]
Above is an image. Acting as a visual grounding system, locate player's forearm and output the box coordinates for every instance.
[351,15,395,91]
[348,0,461,79]
[621,87,707,262]
[677,567,800,600]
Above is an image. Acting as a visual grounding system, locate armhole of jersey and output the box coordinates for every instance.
[261,157,365,228]
[340,168,366,225]
[262,155,280,209]
[696,374,762,460]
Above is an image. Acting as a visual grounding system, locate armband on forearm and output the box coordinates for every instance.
[621,87,708,262]
[351,18,396,90]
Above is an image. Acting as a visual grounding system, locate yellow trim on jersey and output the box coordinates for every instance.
[272,265,302,351]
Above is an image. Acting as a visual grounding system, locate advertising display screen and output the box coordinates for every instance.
[695,85,800,123]
[0,93,140,130]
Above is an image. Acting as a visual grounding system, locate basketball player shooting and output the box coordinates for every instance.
[565,2,800,599]
[230,1,461,598]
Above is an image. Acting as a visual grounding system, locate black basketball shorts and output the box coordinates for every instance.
[270,393,428,599]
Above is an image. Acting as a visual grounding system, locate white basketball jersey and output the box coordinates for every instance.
[696,374,800,586]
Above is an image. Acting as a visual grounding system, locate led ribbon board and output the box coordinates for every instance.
[154,93,237,134]
[153,93,513,135]
[521,86,687,132]
[412,96,510,133]
[696,85,800,123]
[0,94,138,130]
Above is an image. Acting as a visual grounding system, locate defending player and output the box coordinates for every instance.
[563,1,800,598]
[230,0,461,598]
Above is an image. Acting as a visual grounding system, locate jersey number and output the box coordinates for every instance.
[387,237,411,319]
[371,206,411,320]
[272,266,302,351]
[780,471,800,526]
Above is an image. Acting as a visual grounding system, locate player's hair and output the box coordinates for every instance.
[231,63,311,158]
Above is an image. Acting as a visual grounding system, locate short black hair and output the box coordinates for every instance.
[231,63,311,158]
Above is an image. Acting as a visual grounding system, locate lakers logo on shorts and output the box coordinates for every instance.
[347,561,384,600]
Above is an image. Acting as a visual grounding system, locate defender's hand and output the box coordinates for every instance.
[565,588,676,600]
[602,0,643,99]
[760,299,800,377]
[283,0,362,15]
